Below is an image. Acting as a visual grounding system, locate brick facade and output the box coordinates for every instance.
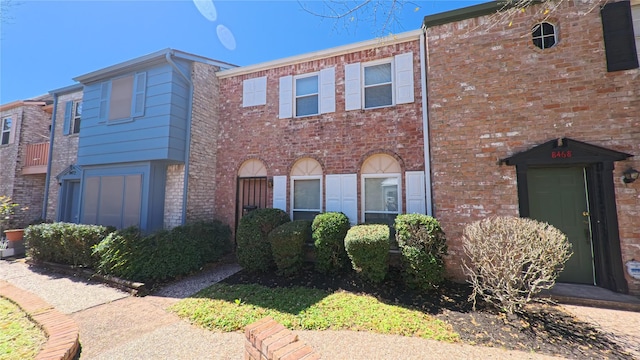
[424,1,640,293]
[186,62,222,223]
[46,90,82,221]
[215,37,425,230]
[164,164,184,228]
[0,100,51,227]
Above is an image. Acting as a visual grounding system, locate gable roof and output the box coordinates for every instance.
[502,138,633,166]
[73,49,237,84]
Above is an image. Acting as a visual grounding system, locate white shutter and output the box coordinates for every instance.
[325,175,342,213]
[242,78,255,107]
[325,174,357,226]
[279,76,293,118]
[405,171,426,214]
[319,67,335,114]
[344,63,361,111]
[395,52,414,104]
[272,175,287,212]
[242,77,266,107]
[254,76,267,106]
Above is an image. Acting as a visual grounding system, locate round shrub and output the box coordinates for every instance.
[179,220,232,264]
[269,220,312,276]
[462,216,572,314]
[236,208,291,272]
[395,214,447,291]
[344,224,389,283]
[312,212,350,274]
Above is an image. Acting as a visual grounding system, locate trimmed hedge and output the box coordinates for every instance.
[93,220,232,283]
[25,222,113,267]
[269,220,312,276]
[395,214,447,291]
[312,212,350,274]
[236,208,291,272]
[344,224,389,283]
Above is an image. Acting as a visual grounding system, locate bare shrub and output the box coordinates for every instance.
[462,216,572,314]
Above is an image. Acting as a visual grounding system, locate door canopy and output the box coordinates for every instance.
[502,138,632,166]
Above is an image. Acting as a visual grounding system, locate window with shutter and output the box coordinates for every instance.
[601,1,639,72]
[102,71,147,122]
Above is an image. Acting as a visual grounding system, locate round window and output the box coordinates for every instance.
[532,22,557,49]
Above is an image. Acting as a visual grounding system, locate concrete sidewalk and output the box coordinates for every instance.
[1,258,637,359]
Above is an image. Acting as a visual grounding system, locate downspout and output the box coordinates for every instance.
[420,26,434,216]
[166,51,194,225]
[42,93,58,220]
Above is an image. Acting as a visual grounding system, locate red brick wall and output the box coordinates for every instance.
[215,38,424,230]
[425,1,640,293]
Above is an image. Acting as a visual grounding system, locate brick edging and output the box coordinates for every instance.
[0,280,80,360]
[245,317,320,360]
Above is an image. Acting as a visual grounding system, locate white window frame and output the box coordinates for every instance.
[290,175,322,220]
[361,173,402,223]
[1,117,12,145]
[71,100,82,134]
[294,73,319,118]
[362,58,394,110]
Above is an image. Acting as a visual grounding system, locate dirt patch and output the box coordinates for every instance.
[222,265,633,359]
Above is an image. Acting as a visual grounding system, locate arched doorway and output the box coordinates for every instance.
[236,159,267,228]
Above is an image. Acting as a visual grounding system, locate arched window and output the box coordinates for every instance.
[290,158,323,221]
[237,159,268,223]
[361,154,401,225]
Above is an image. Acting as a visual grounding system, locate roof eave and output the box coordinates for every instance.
[422,1,543,28]
[217,29,423,78]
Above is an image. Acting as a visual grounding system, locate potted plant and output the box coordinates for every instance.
[0,196,27,241]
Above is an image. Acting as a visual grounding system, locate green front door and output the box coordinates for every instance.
[527,167,594,284]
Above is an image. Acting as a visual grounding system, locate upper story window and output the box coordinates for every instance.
[364,61,393,108]
[344,52,414,111]
[1,117,12,145]
[601,1,639,72]
[63,100,83,135]
[98,72,147,122]
[532,22,557,50]
[279,67,335,119]
[295,74,319,117]
[72,101,82,134]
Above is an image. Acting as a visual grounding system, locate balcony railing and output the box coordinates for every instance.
[22,142,49,174]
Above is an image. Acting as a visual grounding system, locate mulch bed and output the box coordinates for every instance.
[222,265,633,359]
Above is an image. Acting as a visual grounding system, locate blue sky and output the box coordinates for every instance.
[0,0,484,104]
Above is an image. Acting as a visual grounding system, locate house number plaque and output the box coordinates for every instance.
[551,151,572,159]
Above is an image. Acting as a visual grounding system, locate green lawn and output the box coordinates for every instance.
[0,297,47,360]
[170,283,459,342]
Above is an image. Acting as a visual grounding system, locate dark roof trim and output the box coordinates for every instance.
[423,0,543,28]
[501,137,633,166]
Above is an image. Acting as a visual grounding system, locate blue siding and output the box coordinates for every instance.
[77,62,192,166]
[79,161,167,232]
